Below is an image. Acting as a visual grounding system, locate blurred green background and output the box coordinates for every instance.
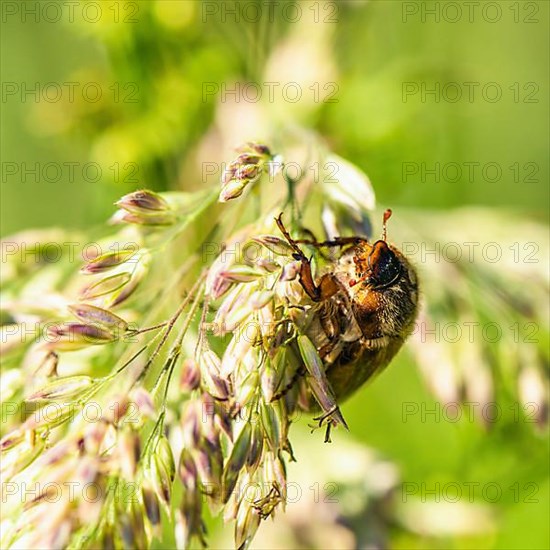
[2,1,548,548]
[2,0,548,235]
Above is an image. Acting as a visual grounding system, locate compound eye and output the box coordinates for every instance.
[366,241,401,288]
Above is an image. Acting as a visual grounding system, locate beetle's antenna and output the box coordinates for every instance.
[382,209,392,242]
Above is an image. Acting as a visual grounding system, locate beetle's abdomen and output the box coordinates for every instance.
[325,336,404,401]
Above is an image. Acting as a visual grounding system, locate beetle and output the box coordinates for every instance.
[275,210,419,440]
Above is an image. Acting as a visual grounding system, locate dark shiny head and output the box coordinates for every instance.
[349,209,403,290]
[364,240,402,288]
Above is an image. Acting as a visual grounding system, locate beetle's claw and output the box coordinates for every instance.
[309,406,347,443]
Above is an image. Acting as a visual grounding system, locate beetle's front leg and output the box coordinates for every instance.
[276,214,339,302]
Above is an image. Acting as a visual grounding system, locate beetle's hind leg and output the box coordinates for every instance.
[272,365,306,401]
[311,407,346,443]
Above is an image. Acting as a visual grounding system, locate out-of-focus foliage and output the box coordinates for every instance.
[1,1,549,549]
[3,0,548,233]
